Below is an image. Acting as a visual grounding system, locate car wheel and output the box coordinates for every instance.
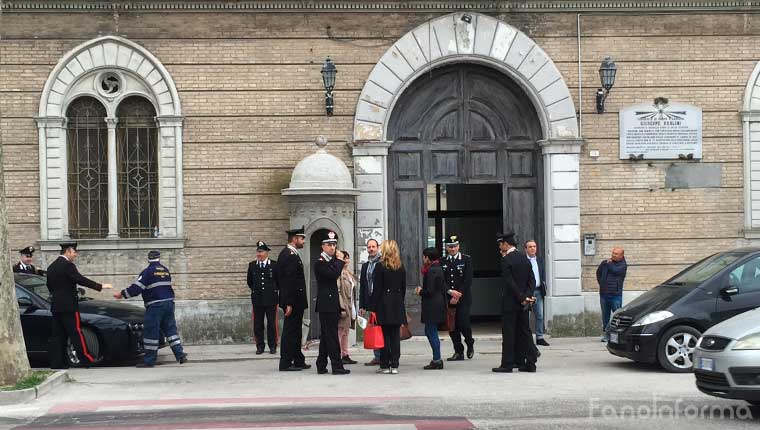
[66,327,102,366]
[656,325,701,373]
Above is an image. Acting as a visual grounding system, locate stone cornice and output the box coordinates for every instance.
[2,1,760,12]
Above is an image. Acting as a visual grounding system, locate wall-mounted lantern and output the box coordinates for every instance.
[596,56,617,114]
[321,56,337,116]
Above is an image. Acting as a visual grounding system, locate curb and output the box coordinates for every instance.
[0,371,69,406]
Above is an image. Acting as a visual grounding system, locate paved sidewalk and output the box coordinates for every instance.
[175,335,600,364]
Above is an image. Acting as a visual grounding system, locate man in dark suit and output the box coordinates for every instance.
[275,226,311,371]
[46,242,112,368]
[493,232,539,373]
[313,231,350,375]
[441,234,475,361]
[247,241,279,355]
[358,238,382,366]
[525,240,549,346]
[13,246,45,275]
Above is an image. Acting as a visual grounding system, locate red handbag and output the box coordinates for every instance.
[363,313,385,350]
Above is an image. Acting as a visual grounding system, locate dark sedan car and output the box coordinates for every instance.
[606,248,760,373]
[15,273,152,366]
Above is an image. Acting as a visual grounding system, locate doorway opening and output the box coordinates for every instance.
[427,183,504,322]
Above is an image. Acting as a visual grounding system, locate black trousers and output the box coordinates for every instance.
[49,311,94,368]
[380,324,401,369]
[279,307,306,370]
[500,308,539,368]
[316,311,344,371]
[253,305,278,349]
[449,303,474,354]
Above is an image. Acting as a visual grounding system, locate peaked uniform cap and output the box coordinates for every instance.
[286,226,306,237]
[323,230,338,244]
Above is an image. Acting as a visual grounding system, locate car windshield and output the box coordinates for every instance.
[15,274,50,301]
[668,252,744,285]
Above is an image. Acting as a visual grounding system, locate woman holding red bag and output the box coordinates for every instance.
[369,240,406,374]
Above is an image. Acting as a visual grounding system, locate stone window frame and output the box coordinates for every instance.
[35,36,185,251]
[743,61,760,239]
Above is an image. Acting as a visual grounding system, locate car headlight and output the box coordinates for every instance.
[733,332,760,350]
[631,311,674,327]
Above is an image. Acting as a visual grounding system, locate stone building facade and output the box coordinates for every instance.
[2,1,760,341]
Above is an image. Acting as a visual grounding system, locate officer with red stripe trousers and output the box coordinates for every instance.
[114,250,188,368]
[46,242,113,368]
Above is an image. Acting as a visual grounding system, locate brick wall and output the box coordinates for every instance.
[1,9,757,300]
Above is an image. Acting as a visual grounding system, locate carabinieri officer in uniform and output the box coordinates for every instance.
[46,242,112,368]
[276,226,311,372]
[114,250,188,368]
[13,246,45,275]
[247,241,279,355]
[441,234,475,361]
[313,231,350,375]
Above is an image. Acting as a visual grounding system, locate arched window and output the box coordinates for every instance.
[116,96,158,238]
[66,97,108,239]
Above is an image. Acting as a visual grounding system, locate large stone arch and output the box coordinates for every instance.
[351,12,585,335]
[35,36,185,245]
[742,61,760,236]
[353,12,578,142]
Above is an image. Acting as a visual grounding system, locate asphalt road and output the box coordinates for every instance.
[1,337,757,429]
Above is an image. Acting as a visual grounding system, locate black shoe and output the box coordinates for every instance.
[256,347,265,355]
[270,346,277,355]
[332,368,351,375]
[466,341,475,359]
[279,366,303,372]
[341,356,358,365]
[364,358,381,366]
[297,363,312,370]
[423,360,444,370]
[317,368,328,374]
[178,354,188,364]
[492,367,513,373]
[536,338,550,347]
[447,353,464,361]
[519,365,537,373]
[136,362,155,368]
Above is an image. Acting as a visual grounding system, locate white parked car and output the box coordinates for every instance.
[693,307,760,406]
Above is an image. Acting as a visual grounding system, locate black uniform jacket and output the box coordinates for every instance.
[276,247,308,311]
[442,254,474,307]
[369,263,407,326]
[499,250,535,312]
[46,256,102,313]
[313,255,345,313]
[13,262,45,275]
[247,259,279,307]
[420,262,446,324]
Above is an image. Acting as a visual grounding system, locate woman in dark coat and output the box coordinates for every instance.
[369,239,406,374]
[416,247,446,370]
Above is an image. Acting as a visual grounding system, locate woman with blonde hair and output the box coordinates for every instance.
[337,249,358,365]
[368,240,407,374]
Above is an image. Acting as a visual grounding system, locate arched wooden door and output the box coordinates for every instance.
[387,63,543,318]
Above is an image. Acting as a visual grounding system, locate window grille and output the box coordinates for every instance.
[116,96,158,238]
[66,97,108,238]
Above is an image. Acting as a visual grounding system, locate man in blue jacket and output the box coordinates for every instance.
[597,247,627,342]
[114,250,188,367]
